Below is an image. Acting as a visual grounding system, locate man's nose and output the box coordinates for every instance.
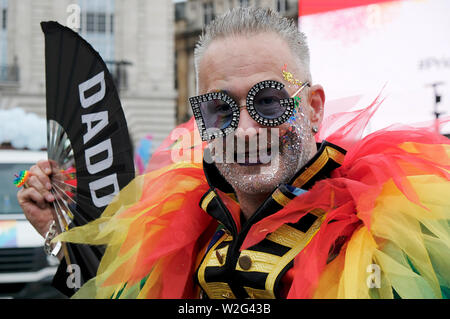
[235,106,260,139]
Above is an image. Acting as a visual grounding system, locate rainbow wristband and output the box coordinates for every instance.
[14,170,30,188]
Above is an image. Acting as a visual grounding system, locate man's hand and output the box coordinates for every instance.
[17,160,56,238]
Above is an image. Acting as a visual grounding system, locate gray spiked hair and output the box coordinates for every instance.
[194,7,312,93]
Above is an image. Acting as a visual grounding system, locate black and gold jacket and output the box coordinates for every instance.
[195,141,346,299]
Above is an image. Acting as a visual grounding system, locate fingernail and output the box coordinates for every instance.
[46,194,54,201]
[46,183,52,190]
[46,169,51,174]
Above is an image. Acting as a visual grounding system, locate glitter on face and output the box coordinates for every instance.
[287,96,302,125]
[213,96,315,195]
[282,64,307,88]
[207,64,316,196]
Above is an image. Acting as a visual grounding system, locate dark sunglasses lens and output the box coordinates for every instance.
[200,99,233,130]
[253,87,290,119]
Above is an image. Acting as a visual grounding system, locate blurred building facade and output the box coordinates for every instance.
[175,0,298,124]
[0,0,176,151]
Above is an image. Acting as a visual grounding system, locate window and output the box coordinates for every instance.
[203,2,215,25]
[175,2,186,21]
[82,12,112,34]
[78,0,115,74]
[86,13,95,32]
[97,13,106,33]
[0,2,8,83]
[2,8,6,30]
[277,0,289,13]
[0,163,36,214]
[239,0,249,7]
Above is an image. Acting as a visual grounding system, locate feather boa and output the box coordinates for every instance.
[55,96,450,298]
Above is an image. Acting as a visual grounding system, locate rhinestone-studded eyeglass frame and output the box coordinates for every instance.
[189,80,310,141]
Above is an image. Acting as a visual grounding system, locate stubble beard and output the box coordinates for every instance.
[213,126,315,195]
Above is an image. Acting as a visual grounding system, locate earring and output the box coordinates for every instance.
[312,126,318,133]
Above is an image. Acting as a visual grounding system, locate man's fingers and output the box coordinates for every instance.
[37,160,53,176]
[27,175,44,191]
[29,164,52,191]
[18,193,55,238]
[27,175,54,202]
[19,187,48,210]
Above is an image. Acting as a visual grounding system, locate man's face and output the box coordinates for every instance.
[198,32,324,195]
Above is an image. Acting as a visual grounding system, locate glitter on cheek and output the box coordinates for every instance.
[282,102,309,147]
[286,97,303,126]
[280,101,314,170]
[212,92,315,194]
[215,118,314,195]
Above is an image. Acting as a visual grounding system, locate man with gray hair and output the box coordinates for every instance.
[188,7,328,298]
[19,7,450,299]
[193,6,323,219]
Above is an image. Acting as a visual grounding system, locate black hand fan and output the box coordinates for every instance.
[41,21,135,295]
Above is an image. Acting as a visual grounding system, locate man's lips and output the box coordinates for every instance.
[234,149,272,165]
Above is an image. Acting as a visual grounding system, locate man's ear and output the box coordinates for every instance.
[308,84,325,129]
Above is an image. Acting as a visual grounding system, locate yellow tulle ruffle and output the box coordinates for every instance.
[313,173,450,298]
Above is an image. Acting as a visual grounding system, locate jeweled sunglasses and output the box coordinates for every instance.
[189,80,310,141]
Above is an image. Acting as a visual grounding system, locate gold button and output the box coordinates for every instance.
[221,292,232,299]
[238,255,252,270]
[215,250,224,265]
